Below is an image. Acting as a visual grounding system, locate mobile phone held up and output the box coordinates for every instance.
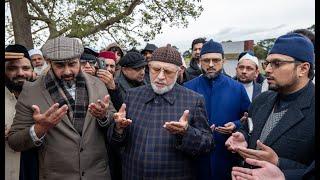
[96,58,106,70]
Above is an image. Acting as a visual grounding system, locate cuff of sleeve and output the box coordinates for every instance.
[112,127,126,142]
[97,113,110,127]
[233,120,241,130]
[29,125,45,146]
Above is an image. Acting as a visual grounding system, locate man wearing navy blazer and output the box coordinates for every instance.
[226,33,315,176]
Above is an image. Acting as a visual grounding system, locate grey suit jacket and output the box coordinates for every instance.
[240,81,314,170]
[8,73,116,180]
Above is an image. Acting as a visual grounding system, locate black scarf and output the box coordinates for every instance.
[44,70,88,135]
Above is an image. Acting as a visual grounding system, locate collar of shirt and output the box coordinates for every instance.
[143,84,177,105]
[64,83,76,99]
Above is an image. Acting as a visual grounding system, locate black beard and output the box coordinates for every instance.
[238,78,253,84]
[201,68,221,80]
[5,76,25,93]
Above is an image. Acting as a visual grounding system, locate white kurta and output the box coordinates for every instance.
[5,87,20,180]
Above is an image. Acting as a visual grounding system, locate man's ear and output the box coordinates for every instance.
[298,62,310,77]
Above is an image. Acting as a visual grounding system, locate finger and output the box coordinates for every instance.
[163,125,179,134]
[179,110,189,123]
[166,121,184,128]
[215,128,232,134]
[237,147,262,156]
[232,132,242,138]
[119,119,132,127]
[32,105,41,116]
[231,171,237,180]
[52,105,68,124]
[90,103,102,111]
[232,171,253,180]
[236,148,259,159]
[256,140,269,151]
[245,158,267,168]
[215,129,230,134]
[44,103,59,117]
[210,124,215,131]
[217,126,233,131]
[164,123,181,132]
[224,122,233,127]
[232,166,252,175]
[97,99,106,109]
[119,104,126,114]
[102,95,110,105]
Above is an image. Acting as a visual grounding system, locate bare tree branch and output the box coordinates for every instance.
[28,15,50,22]
[27,0,48,19]
[32,25,48,34]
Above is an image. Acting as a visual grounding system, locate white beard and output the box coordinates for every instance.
[150,73,178,95]
[34,62,48,75]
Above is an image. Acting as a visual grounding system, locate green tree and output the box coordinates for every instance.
[307,24,315,33]
[5,0,203,48]
[257,38,276,52]
[253,44,268,60]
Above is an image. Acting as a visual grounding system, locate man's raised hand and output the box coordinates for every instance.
[32,103,68,137]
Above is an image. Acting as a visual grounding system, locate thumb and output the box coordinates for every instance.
[32,105,41,115]
[256,140,270,151]
[225,122,233,127]
[180,110,189,123]
[232,132,241,138]
[103,95,110,104]
[119,103,126,114]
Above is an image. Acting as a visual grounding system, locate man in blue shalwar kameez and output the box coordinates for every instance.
[184,39,251,180]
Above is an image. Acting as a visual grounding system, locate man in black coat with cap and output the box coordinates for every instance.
[106,52,148,180]
[141,43,158,84]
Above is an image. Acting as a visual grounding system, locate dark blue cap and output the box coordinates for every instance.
[200,39,224,56]
[269,33,314,64]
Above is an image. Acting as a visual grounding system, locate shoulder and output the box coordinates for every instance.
[175,84,205,101]
[84,73,107,88]
[252,90,276,105]
[184,75,202,87]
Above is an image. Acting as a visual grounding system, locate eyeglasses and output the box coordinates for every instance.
[80,61,96,66]
[149,65,179,77]
[201,58,222,65]
[263,59,301,69]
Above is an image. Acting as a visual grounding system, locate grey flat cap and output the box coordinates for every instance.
[42,36,84,61]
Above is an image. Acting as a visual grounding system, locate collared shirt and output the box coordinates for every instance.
[243,81,254,102]
[65,83,76,99]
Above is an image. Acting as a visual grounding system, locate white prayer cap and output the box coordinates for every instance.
[28,49,43,57]
[239,53,259,67]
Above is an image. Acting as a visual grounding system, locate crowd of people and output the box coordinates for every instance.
[5,28,315,180]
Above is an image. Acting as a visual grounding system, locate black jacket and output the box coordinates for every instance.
[239,81,314,170]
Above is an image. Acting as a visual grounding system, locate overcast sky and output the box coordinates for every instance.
[143,0,315,52]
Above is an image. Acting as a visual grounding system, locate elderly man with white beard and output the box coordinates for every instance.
[107,44,215,180]
[28,49,49,76]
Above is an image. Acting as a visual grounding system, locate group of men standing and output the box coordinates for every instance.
[5,29,315,180]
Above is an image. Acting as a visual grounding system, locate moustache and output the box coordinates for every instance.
[61,74,75,79]
[12,77,28,82]
[265,75,275,80]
